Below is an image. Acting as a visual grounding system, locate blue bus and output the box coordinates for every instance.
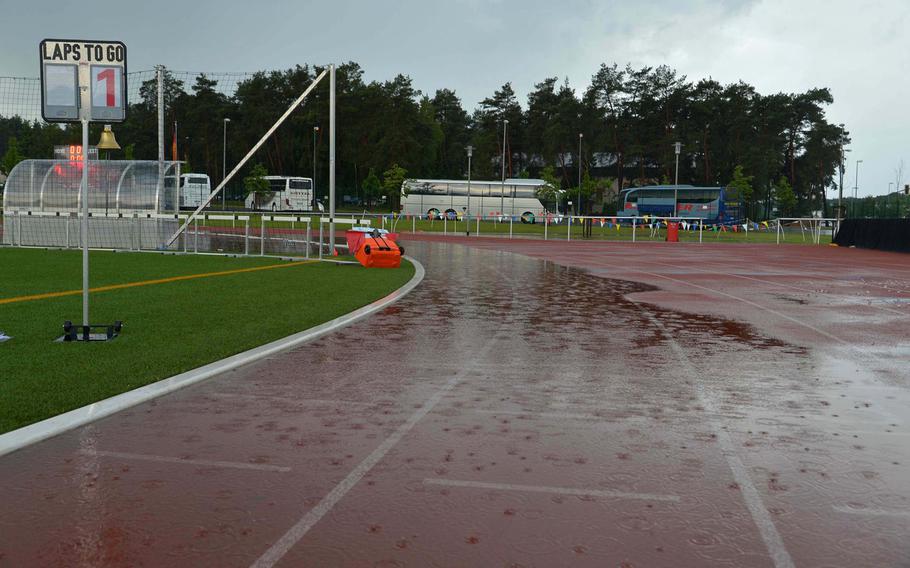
[617,185,742,223]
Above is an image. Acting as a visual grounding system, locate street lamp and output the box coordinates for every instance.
[222,117,230,210]
[853,159,863,217]
[313,126,319,208]
[466,145,473,236]
[500,119,509,216]
[673,142,682,217]
[577,133,583,216]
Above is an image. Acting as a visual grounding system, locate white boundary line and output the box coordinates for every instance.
[0,257,425,458]
[78,449,292,472]
[424,478,680,502]
[641,308,795,568]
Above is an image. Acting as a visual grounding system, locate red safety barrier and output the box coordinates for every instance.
[666,222,679,242]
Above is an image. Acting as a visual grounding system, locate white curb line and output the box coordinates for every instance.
[0,257,425,458]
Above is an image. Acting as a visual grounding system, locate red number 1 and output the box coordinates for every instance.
[98,69,115,106]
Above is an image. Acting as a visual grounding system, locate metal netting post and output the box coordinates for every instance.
[412,215,416,233]
[476,216,480,236]
[193,218,199,253]
[544,215,548,240]
[319,220,324,259]
[261,215,266,256]
[244,219,250,255]
[444,216,447,235]
[632,218,637,243]
[305,219,310,259]
[567,216,571,241]
[776,220,781,245]
[65,217,70,248]
[699,219,703,243]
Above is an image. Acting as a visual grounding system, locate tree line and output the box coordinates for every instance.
[1,61,849,218]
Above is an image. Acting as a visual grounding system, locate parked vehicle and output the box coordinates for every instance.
[245,176,324,212]
[179,174,212,209]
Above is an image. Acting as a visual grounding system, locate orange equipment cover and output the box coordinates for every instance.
[352,232,404,268]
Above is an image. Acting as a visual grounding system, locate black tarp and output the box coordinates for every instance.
[834,219,910,253]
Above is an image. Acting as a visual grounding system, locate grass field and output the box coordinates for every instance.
[0,248,414,434]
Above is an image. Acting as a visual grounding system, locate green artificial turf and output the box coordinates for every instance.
[0,248,414,433]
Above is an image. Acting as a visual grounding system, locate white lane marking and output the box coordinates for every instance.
[249,340,498,568]
[472,409,649,421]
[424,478,680,502]
[833,505,910,519]
[208,393,377,407]
[643,310,795,568]
[79,449,291,472]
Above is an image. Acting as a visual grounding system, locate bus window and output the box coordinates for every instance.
[289,179,311,190]
[268,179,286,192]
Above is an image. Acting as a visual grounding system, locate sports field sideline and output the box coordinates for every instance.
[0,238,907,567]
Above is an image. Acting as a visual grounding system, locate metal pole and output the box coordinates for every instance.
[329,64,336,254]
[578,133,583,216]
[466,145,473,236]
[673,142,682,217]
[222,118,230,210]
[501,119,508,215]
[157,66,164,209]
[837,145,845,224]
[313,126,319,209]
[81,118,90,329]
[853,159,863,218]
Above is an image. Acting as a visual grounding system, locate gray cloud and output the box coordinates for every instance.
[1,0,905,196]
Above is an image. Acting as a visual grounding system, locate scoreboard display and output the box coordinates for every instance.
[39,39,127,123]
[54,145,99,162]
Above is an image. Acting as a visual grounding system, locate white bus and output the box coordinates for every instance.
[179,173,212,208]
[400,178,559,223]
[245,176,324,212]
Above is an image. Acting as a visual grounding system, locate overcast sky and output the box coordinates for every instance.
[2,0,908,197]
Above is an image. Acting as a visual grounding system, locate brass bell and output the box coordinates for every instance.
[96,124,121,151]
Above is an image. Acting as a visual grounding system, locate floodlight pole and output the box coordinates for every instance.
[329,64,336,252]
[81,117,90,328]
[673,142,682,217]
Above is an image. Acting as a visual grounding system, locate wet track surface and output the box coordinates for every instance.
[1,238,908,567]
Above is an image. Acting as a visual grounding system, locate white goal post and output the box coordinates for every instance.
[164,66,335,248]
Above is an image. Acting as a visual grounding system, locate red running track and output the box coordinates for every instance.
[0,238,908,567]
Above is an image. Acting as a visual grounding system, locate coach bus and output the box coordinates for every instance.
[617,185,741,222]
[400,178,560,223]
[245,176,323,212]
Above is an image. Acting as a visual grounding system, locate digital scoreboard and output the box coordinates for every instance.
[53,145,99,162]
